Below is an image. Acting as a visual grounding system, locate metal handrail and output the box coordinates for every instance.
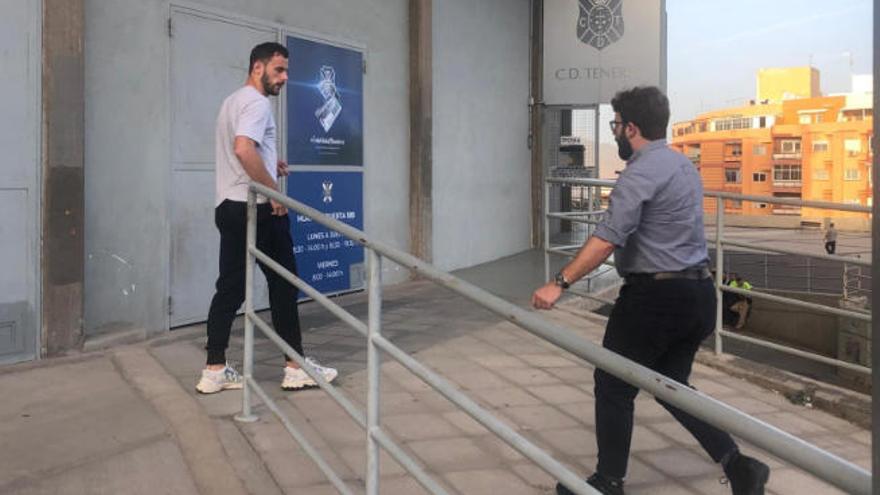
[544,177,872,377]
[239,181,870,495]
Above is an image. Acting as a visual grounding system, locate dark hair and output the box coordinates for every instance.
[610,86,670,140]
[249,42,289,73]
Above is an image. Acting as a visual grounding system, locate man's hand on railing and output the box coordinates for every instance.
[270,199,288,216]
[531,282,562,310]
[276,159,289,177]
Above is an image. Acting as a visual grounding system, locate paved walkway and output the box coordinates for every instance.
[1,281,870,494]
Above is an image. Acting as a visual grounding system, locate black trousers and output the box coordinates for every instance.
[824,241,836,254]
[594,277,737,479]
[205,200,303,365]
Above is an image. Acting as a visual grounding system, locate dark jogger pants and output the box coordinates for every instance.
[205,200,303,365]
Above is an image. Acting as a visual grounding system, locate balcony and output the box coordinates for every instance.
[772,206,802,215]
[772,152,801,160]
[772,180,802,189]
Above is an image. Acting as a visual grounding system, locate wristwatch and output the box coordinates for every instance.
[554,271,571,290]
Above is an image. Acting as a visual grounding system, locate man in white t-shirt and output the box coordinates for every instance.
[197,42,337,394]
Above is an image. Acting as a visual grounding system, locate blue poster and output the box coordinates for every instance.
[289,171,364,299]
[287,36,363,166]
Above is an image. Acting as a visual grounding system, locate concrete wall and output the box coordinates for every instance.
[84,0,410,335]
[743,291,839,356]
[432,0,532,271]
[0,0,41,362]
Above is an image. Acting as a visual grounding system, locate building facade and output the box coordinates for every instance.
[672,68,873,227]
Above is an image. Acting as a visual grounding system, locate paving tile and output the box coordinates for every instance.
[528,384,593,405]
[630,425,673,452]
[472,387,543,408]
[640,448,719,478]
[623,456,667,485]
[337,445,408,478]
[383,413,463,441]
[626,481,699,494]
[442,410,493,436]
[445,468,538,495]
[407,437,499,471]
[648,421,701,447]
[756,412,828,436]
[510,463,559,491]
[545,366,594,384]
[503,405,580,431]
[467,354,528,369]
[445,369,510,390]
[377,475,435,495]
[555,401,595,425]
[721,396,780,415]
[310,417,368,446]
[766,468,846,495]
[517,354,578,368]
[537,428,598,457]
[689,378,741,397]
[503,368,563,387]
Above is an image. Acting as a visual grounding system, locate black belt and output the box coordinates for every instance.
[625,267,711,285]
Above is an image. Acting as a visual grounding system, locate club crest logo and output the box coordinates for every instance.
[577,0,624,50]
[315,66,342,132]
[321,180,334,203]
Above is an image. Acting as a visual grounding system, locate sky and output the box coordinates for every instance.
[592,0,873,175]
[665,0,874,125]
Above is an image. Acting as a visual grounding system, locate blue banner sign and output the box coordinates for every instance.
[288,171,364,298]
[286,36,363,166]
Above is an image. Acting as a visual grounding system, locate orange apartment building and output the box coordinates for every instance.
[671,68,873,228]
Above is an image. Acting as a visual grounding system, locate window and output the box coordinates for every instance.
[845,199,861,206]
[773,164,802,182]
[799,114,811,124]
[845,139,862,156]
[753,144,767,155]
[778,139,801,154]
[814,169,829,180]
[715,116,752,131]
[844,169,861,181]
[725,143,742,157]
[759,116,767,128]
[758,203,768,209]
[728,200,743,208]
[725,168,741,183]
[812,141,829,152]
[752,172,767,182]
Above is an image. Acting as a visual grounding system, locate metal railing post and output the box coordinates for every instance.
[715,196,725,355]
[806,256,813,293]
[544,180,551,282]
[235,189,259,423]
[366,249,383,495]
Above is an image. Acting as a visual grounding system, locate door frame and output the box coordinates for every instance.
[165,1,368,330]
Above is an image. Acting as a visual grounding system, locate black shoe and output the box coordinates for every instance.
[723,453,770,495]
[556,473,624,495]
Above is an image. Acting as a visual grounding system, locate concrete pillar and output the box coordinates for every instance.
[41,0,85,355]
[529,0,544,248]
[409,0,433,263]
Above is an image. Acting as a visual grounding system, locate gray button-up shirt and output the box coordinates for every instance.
[594,139,709,276]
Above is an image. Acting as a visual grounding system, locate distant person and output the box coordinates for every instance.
[197,42,337,394]
[531,87,769,495]
[824,223,838,254]
[728,275,753,330]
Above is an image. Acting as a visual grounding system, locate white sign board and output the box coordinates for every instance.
[543,0,665,105]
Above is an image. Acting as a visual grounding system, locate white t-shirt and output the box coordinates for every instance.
[215,85,277,206]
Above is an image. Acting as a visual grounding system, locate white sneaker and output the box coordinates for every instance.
[282,357,338,390]
[196,364,243,394]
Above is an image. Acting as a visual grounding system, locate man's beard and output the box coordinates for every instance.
[615,134,634,161]
[261,73,283,96]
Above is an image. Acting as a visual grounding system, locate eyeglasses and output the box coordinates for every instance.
[609,120,626,133]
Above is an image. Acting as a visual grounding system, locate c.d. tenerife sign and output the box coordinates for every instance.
[577,0,624,50]
[544,0,665,105]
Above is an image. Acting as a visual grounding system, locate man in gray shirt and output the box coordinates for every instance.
[533,87,769,495]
